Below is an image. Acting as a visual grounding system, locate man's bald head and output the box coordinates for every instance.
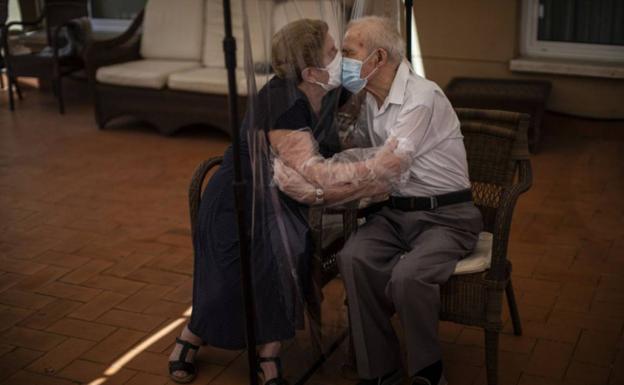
[344,16,405,64]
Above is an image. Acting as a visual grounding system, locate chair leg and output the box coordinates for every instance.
[57,76,65,114]
[14,79,22,100]
[306,298,323,357]
[506,279,522,336]
[341,298,358,379]
[484,330,499,385]
[8,76,15,111]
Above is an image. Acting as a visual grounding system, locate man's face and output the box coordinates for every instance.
[342,26,379,79]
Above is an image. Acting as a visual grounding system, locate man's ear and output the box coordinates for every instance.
[377,48,389,66]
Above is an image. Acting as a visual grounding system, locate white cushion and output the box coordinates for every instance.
[96,60,201,89]
[141,0,205,61]
[272,1,342,49]
[167,67,272,95]
[453,232,493,275]
[203,0,273,68]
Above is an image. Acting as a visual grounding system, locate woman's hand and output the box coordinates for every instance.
[366,138,405,181]
[273,158,317,204]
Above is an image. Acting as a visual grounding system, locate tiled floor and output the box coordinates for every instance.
[1,81,623,385]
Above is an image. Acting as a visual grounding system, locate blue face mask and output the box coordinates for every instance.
[341,50,379,94]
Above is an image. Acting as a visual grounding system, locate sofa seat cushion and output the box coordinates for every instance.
[168,67,272,96]
[96,60,201,89]
[453,232,493,275]
[141,0,205,61]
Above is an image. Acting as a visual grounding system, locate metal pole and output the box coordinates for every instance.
[405,0,413,63]
[221,1,258,385]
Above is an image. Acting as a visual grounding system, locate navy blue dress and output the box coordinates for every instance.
[188,76,341,349]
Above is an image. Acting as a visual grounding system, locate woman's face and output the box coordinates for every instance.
[322,33,339,67]
[313,33,339,85]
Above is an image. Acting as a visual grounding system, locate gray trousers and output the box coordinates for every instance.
[337,202,482,378]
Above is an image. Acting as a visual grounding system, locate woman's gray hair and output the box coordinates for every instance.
[347,16,405,63]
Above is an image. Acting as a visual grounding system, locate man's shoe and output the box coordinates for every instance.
[357,369,403,385]
[411,360,447,385]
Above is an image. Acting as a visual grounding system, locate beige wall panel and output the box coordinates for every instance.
[413,0,519,62]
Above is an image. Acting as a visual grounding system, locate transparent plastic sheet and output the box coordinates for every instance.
[232,0,406,382]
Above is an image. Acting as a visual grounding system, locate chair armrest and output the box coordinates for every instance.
[51,18,89,61]
[84,10,144,82]
[188,157,224,240]
[4,16,46,31]
[323,206,361,240]
[486,159,532,282]
[89,10,144,50]
[2,17,46,55]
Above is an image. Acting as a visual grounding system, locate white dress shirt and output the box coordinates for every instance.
[362,60,471,197]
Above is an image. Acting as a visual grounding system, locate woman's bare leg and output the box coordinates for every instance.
[258,341,282,384]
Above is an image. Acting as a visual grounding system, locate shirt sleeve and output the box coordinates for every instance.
[272,99,311,131]
[389,104,435,160]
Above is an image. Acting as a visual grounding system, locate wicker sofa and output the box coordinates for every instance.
[86,0,341,135]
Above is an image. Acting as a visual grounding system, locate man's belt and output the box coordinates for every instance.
[387,189,473,211]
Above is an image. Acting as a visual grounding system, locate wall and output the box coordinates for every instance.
[413,0,624,119]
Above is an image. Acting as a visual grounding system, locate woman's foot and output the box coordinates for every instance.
[258,356,289,385]
[258,342,288,385]
[169,326,202,383]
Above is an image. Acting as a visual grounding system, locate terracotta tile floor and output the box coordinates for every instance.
[1,80,624,385]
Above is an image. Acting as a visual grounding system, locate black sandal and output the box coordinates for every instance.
[169,337,200,384]
[257,356,289,385]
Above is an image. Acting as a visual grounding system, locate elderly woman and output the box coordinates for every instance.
[168,19,401,385]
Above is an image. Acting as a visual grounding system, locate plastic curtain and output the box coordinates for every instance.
[204,0,406,382]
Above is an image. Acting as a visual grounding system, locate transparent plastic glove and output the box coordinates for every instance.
[269,129,408,206]
[272,157,317,205]
[364,137,409,182]
[273,156,392,206]
[270,129,374,187]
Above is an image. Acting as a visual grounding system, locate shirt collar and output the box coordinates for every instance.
[387,60,411,106]
[373,60,411,115]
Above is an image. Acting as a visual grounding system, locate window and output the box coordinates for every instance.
[520,0,624,62]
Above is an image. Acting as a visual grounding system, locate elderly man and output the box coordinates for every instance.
[337,16,483,385]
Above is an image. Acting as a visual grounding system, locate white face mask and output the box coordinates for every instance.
[314,52,342,91]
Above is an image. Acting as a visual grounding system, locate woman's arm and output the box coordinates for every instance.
[272,157,390,206]
[268,129,407,205]
[268,129,405,187]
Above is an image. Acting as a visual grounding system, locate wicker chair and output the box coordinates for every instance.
[333,108,531,385]
[187,156,350,356]
[439,108,530,385]
[1,0,88,113]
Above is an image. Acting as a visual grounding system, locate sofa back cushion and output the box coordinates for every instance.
[203,0,273,69]
[141,0,205,61]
